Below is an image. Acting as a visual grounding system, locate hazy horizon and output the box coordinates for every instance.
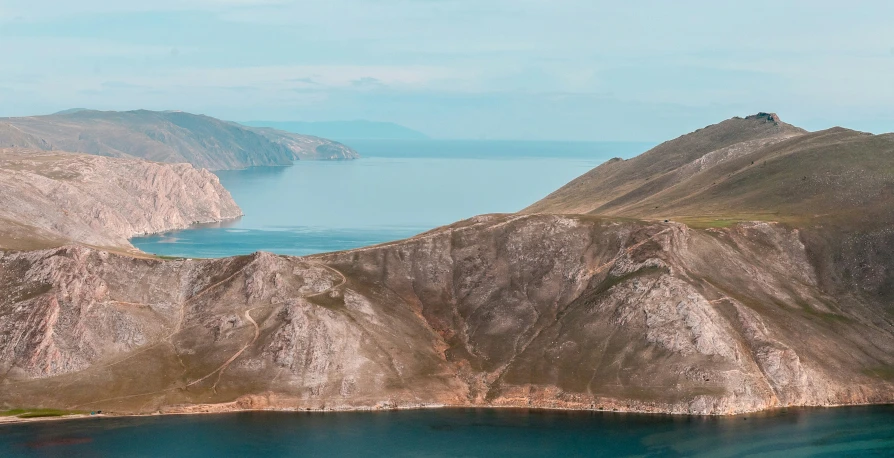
[2,1,892,141]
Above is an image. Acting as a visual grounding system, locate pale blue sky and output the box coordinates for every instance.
[1,0,892,140]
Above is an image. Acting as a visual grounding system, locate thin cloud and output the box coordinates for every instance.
[1,0,288,20]
[1,0,892,138]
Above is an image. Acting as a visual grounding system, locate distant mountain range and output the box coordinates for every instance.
[0,110,358,170]
[241,120,429,141]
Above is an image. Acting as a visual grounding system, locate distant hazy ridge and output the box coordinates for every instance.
[242,120,429,141]
[0,110,359,170]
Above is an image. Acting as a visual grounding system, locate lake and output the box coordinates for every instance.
[131,140,653,258]
[1,407,892,457]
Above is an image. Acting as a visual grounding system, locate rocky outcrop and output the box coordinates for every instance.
[0,110,358,170]
[0,149,242,250]
[1,215,891,415]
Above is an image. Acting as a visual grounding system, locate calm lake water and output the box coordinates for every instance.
[131,140,653,258]
[1,407,892,457]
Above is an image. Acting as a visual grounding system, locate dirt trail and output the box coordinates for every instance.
[191,307,260,392]
[187,262,346,390]
[307,262,347,297]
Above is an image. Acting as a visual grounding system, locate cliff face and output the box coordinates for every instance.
[0,110,359,170]
[1,215,891,415]
[0,149,242,250]
[314,215,894,413]
[1,113,892,417]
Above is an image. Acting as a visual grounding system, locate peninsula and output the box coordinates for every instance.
[0,109,359,170]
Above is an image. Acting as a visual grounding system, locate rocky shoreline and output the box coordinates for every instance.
[4,398,893,426]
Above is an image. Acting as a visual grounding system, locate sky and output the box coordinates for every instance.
[0,0,892,141]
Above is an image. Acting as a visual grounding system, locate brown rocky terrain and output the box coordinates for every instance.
[0,149,242,251]
[524,112,894,227]
[0,113,892,417]
[0,110,359,170]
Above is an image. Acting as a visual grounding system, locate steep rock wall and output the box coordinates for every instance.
[0,149,242,250]
[1,215,891,415]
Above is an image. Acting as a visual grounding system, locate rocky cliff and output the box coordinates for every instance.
[0,149,242,251]
[0,110,359,170]
[1,214,892,416]
[1,114,892,417]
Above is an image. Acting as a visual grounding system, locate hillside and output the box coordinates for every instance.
[525,113,808,218]
[242,120,429,140]
[526,113,894,229]
[1,113,893,418]
[0,110,359,170]
[0,148,241,250]
[1,214,892,417]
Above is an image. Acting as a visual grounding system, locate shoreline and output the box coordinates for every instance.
[2,400,892,427]
[128,213,245,240]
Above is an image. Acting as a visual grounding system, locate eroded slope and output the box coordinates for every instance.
[2,215,891,415]
[0,149,242,250]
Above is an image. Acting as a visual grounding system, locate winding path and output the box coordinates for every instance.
[70,260,347,408]
[186,261,346,390]
[191,307,260,391]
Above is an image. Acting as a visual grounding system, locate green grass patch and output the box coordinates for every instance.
[681,218,744,229]
[862,366,894,381]
[0,408,86,418]
[797,299,853,324]
[675,213,812,229]
[154,254,185,260]
[592,266,668,296]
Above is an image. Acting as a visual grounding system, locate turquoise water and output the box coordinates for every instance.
[1,407,892,457]
[131,140,652,258]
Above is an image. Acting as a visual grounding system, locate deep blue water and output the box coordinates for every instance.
[1,407,892,457]
[131,140,652,258]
